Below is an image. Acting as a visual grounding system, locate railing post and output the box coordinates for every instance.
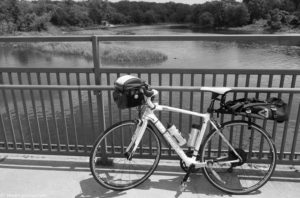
[92,36,111,164]
[92,36,106,134]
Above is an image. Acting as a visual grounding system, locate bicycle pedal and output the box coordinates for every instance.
[179,181,187,192]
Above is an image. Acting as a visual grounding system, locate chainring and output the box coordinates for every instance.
[179,150,201,173]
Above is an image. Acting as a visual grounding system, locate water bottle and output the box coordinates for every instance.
[167,124,186,146]
[187,124,201,148]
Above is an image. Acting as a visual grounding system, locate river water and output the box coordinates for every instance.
[1,25,300,69]
[106,25,300,69]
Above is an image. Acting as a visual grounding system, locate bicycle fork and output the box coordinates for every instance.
[124,119,147,160]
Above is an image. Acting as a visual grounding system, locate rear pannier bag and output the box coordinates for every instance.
[113,75,145,109]
[221,97,288,123]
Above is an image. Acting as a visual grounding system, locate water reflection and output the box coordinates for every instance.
[11,50,30,65]
[0,46,93,68]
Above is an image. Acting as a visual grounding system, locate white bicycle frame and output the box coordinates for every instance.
[126,89,242,169]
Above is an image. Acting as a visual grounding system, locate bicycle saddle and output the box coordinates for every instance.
[200,87,232,95]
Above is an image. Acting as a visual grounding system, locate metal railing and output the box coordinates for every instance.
[0,35,299,165]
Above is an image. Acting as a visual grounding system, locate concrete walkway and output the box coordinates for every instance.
[0,153,300,198]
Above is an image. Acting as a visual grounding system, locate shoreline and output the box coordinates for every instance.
[227,20,300,34]
[0,26,168,66]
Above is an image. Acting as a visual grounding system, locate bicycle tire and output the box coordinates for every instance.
[200,120,277,194]
[90,120,161,191]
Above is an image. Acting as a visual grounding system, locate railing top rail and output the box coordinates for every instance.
[0,36,92,42]
[0,67,299,75]
[0,84,299,93]
[0,67,94,73]
[95,34,300,42]
[0,34,300,42]
[97,67,300,75]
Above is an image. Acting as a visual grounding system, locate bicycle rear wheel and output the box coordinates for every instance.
[90,120,161,191]
[200,120,276,194]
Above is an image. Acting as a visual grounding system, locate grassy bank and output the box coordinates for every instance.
[228,19,300,34]
[13,42,167,65]
[2,27,168,66]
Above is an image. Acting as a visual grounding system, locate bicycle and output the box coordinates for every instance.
[90,75,278,194]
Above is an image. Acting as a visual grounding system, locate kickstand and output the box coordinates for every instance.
[179,164,195,192]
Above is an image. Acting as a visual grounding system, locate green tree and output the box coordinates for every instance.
[291,11,300,25]
[109,12,128,24]
[129,10,142,24]
[198,11,215,28]
[7,0,20,24]
[0,0,22,32]
[265,0,284,10]
[51,4,68,26]
[88,0,104,24]
[0,1,14,33]
[143,10,158,24]
[33,0,54,16]
[68,4,92,27]
[50,1,91,27]
[169,4,191,23]
[0,0,19,24]
[192,1,226,27]
[224,3,250,27]
[143,10,158,25]
[281,0,297,11]
[246,0,267,21]
[30,12,52,31]
[267,8,289,29]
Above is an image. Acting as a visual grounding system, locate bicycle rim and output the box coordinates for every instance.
[201,120,276,194]
[90,120,161,191]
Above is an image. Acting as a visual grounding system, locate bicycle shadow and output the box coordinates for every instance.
[75,176,127,198]
[76,171,261,198]
[135,172,261,197]
[136,173,227,197]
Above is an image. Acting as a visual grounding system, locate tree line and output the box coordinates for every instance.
[1,0,300,34]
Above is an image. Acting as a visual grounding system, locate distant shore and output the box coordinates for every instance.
[227,20,300,34]
[1,25,168,66]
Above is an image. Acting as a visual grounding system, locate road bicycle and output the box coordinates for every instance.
[89,75,277,194]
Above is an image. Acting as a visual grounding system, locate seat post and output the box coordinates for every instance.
[207,95,218,114]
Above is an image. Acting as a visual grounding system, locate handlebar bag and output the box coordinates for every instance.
[113,75,145,109]
[224,97,288,123]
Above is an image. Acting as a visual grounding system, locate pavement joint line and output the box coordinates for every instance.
[1,153,300,173]
[0,153,89,162]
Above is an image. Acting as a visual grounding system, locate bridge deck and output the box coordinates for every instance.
[0,153,299,198]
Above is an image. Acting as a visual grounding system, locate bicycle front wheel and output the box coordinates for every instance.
[200,120,276,194]
[90,120,161,191]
